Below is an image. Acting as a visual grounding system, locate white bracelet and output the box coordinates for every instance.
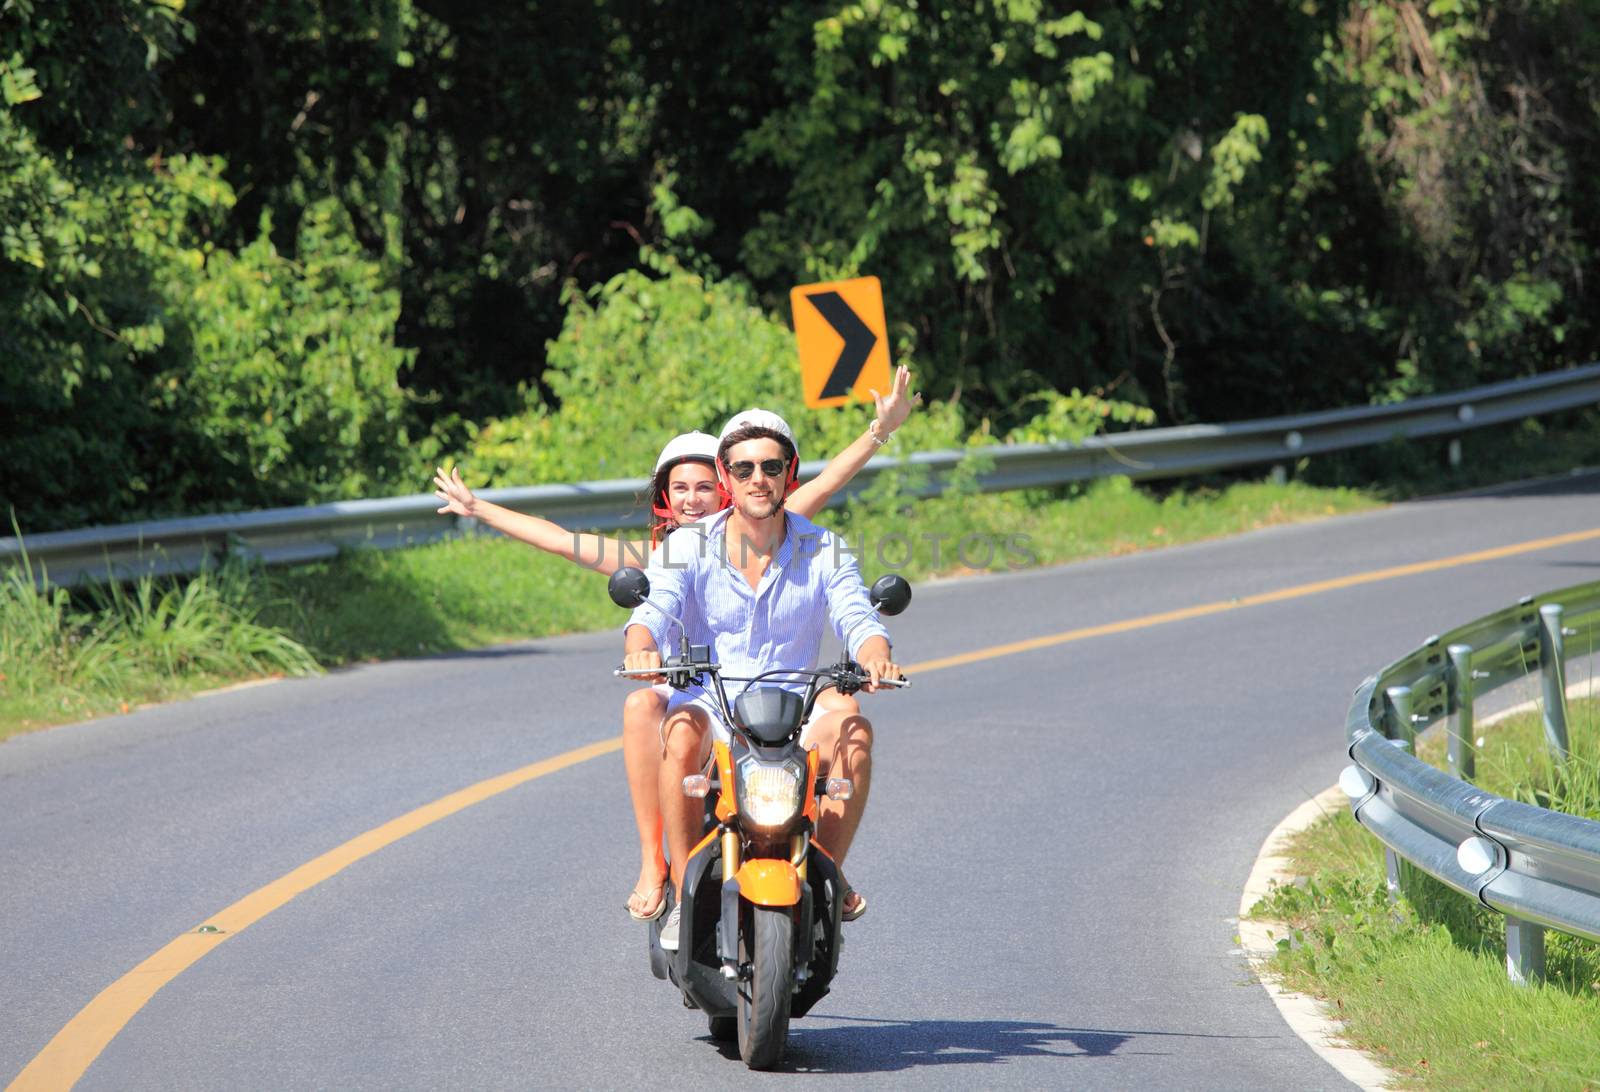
[868,419,892,446]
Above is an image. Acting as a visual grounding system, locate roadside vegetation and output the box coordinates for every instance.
[10,4,1600,536]
[5,389,1595,741]
[0,544,317,736]
[7,201,1598,741]
[10,2,1600,746]
[1,473,1375,741]
[1250,695,1600,1090]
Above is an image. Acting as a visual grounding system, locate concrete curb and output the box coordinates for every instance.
[1237,785,1395,1090]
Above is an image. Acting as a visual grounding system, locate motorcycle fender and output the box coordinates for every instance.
[672,834,723,981]
[735,859,802,906]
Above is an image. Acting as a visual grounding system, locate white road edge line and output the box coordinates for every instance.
[1237,784,1393,1091]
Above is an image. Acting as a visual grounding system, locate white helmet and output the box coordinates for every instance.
[717,408,799,463]
[653,431,720,475]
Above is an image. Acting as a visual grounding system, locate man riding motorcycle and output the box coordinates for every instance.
[622,409,902,950]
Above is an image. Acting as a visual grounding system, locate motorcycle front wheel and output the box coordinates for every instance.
[736,904,795,1069]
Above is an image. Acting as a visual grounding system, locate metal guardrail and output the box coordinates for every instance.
[6,364,1600,588]
[1342,580,1600,984]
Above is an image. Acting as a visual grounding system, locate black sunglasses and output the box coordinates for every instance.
[726,458,790,481]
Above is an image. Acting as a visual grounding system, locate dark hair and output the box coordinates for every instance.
[717,425,796,467]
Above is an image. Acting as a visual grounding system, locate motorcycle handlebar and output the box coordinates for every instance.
[613,666,709,679]
[614,665,909,685]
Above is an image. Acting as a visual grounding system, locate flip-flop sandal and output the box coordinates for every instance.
[841,886,868,922]
[626,885,667,922]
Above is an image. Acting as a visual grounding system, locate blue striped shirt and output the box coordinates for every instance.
[626,508,890,691]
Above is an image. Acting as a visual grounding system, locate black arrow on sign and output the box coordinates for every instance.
[806,290,877,399]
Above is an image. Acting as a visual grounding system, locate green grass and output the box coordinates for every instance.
[0,473,1376,739]
[251,533,624,665]
[1455,680,1600,822]
[1250,697,1600,1090]
[0,547,319,738]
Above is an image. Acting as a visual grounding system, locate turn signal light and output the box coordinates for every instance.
[682,774,711,798]
[824,777,853,801]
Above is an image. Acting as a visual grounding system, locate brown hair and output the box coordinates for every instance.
[716,425,796,467]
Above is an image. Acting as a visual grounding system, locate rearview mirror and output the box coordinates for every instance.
[869,574,912,616]
[608,566,651,609]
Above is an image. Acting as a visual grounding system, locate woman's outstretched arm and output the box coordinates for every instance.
[433,466,649,576]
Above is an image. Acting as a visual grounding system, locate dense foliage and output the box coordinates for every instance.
[1,2,412,529]
[3,0,1598,531]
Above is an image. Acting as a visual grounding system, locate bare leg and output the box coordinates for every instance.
[659,706,714,894]
[814,688,860,719]
[622,687,668,916]
[804,709,874,868]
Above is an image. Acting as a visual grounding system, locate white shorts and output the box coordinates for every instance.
[664,687,826,746]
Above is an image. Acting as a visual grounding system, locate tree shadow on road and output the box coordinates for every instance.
[703,1015,1273,1073]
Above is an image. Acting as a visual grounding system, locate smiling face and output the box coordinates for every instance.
[665,460,720,522]
[722,436,790,521]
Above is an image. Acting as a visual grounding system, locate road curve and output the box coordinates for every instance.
[4,473,1598,1090]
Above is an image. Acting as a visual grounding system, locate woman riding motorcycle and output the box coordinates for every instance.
[432,366,917,920]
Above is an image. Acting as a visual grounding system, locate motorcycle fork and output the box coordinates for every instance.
[716,836,816,986]
[717,827,741,976]
[712,738,817,982]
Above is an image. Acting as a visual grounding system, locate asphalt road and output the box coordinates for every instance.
[4,473,1599,1090]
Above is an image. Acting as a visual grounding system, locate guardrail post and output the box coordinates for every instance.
[1447,643,1476,782]
[1382,685,1417,903]
[1384,685,1417,751]
[1383,842,1404,905]
[1538,604,1570,764]
[1505,917,1546,985]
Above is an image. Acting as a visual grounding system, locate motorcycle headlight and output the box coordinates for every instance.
[735,754,806,831]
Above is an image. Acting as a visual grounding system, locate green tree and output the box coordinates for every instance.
[1,2,413,532]
[462,251,968,488]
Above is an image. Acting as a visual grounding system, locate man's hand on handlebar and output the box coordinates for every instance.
[859,656,902,693]
[622,648,665,684]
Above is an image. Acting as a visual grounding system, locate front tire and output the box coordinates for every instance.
[737,905,795,1069]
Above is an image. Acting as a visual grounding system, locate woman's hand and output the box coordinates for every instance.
[433,465,478,518]
[870,365,921,439]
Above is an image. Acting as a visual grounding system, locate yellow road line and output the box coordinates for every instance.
[11,524,1599,1090]
[7,738,621,1092]
[911,527,1600,673]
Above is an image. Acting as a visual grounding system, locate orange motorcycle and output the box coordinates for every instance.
[609,566,910,1068]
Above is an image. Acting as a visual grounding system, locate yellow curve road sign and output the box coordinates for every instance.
[791,276,892,409]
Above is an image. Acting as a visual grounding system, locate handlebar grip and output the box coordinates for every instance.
[615,664,704,681]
